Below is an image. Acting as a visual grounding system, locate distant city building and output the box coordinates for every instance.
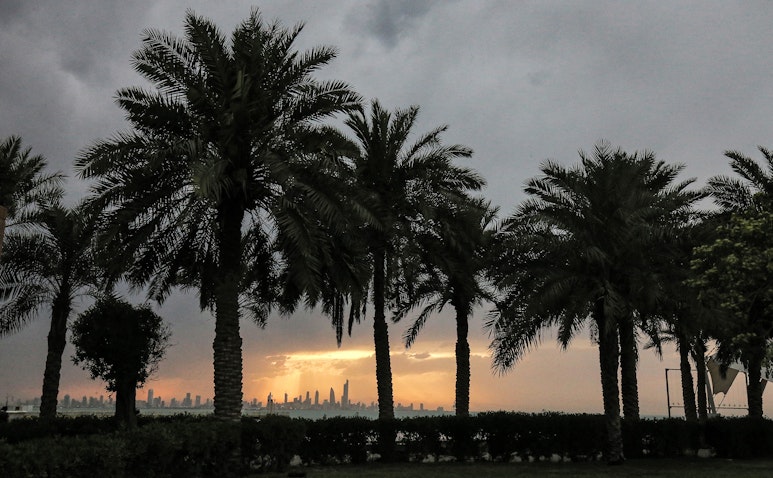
[147,389,154,408]
[329,387,335,407]
[314,390,319,406]
[342,380,349,408]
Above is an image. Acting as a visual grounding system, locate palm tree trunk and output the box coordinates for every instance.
[746,346,764,418]
[115,374,138,429]
[677,332,697,422]
[39,291,71,421]
[0,204,7,259]
[693,341,708,421]
[618,314,639,421]
[372,247,394,420]
[454,299,470,417]
[596,300,624,464]
[213,205,245,420]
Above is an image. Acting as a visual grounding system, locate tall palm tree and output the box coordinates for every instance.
[75,9,360,419]
[0,200,98,420]
[487,142,699,463]
[338,100,482,420]
[397,196,496,417]
[0,135,63,259]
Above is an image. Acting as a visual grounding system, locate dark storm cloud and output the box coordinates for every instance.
[0,0,28,26]
[350,0,441,48]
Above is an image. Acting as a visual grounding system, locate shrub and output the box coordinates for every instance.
[242,414,306,471]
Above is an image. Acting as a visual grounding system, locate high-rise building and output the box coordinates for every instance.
[342,380,349,408]
[147,389,154,408]
[329,387,335,407]
[314,390,319,406]
[195,395,201,407]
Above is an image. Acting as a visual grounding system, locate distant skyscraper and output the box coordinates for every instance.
[342,380,349,408]
[147,389,154,408]
[329,387,335,406]
[314,390,319,406]
[195,395,201,407]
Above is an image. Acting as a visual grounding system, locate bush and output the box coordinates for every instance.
[242,414,306,471]
[303,416,374,464]
[2,412,773,475]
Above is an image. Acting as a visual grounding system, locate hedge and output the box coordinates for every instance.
[1,413,772,476]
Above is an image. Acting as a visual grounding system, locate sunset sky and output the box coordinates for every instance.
[1,1,772,416]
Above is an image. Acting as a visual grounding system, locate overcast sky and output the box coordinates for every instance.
[1,1,771,415]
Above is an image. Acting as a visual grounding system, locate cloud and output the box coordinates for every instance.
[347,0,441,49]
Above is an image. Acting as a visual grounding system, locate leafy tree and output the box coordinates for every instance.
[397,196,496,417]
[0,200,98,420]
[0,135,63,259]
[697,146,773,418]
[75,9,360,419]
[71,296,170,429]
[690,210,773,417]
[336,100,482,420]
[487,142,699,463]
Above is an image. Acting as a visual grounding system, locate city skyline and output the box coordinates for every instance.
[6,378,448,413]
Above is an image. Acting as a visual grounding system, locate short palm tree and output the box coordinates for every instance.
[338,100,483,420]
[0,200,98,420]
[487,142,699,463]
[75,9,360,419]
[0,135,63,259]
[397,196,496,417]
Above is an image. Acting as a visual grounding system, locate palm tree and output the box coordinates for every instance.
[0,200,98,420]
[487,142,699,463]
[0,135,63,259]
[396,197,496,417]
[338,100,482,420]
[707,146,773,212]
[75,9,360,419]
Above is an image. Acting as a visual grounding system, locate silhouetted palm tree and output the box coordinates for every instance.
[707,146,773,212]
[488,142,699,463]
[0,135,63,259]
[338,100,482,419]
[76,9,360,419]
[0,200,97,420]
[397,197,496,417]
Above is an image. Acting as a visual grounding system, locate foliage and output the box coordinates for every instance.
[0,199,99,419]
[242,414,307,471]
[690,210,773,323]
[71,296,170,392]
[706,145,773,212]
[487,141,700,462]
[487,141,699,368]
[303,416,374,464]
[0,135,63,223]
[2,413,773,476]
[332,99,483,423]
[75,7,361,419]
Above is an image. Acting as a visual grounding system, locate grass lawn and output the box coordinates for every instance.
[256,459,773,478]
